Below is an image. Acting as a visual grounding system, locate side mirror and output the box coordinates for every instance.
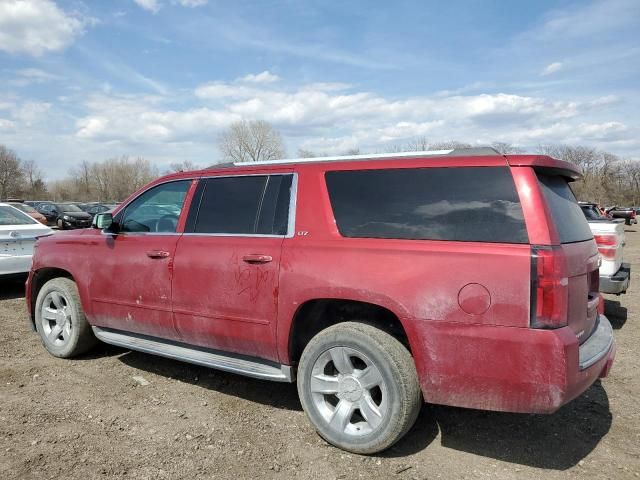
[94,212,116,232]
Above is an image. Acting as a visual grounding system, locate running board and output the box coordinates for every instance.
[92,327,294,382]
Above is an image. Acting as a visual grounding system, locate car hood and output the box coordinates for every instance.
[62,211,92,219]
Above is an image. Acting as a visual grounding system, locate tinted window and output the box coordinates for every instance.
[193,175,293,235]
[325,167,528,243]
[538,174,593,243]
[256,175,293,235]
[195,176,266,234]
[121,180,190,233]
[580,205,603,221]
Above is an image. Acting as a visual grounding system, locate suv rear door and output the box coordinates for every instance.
[171,173,294,361]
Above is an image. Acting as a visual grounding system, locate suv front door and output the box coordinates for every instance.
[171,173,294,361]
[88,180,192,339]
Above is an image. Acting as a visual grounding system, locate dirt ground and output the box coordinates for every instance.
[1,237,639,480]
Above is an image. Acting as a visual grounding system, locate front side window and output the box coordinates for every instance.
[190,174,293,235]
[120,180,190,233]
[325,167,528,243]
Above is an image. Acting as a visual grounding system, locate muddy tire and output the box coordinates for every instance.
[297,322,422,454]
[35,278,96,358]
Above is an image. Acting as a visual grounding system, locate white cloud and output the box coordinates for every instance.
[133,0,160,13]
[0,0,87,56]
[134,0,208,13]
[69,78,635,159]
[238,71,280,84]
[11,101,52,126]
[10,67,60,86]
[541,62,563,76]
[173,0,208,6]
[0,118,16,130]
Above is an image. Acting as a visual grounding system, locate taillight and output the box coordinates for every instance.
[530,246,569,329]
[594,234,617,260]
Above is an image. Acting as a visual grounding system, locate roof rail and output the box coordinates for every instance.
[230,147,501,167]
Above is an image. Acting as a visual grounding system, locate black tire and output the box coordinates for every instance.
[297,322,422,454]
[34,277,96,358]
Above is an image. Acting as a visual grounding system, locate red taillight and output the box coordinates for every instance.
[594,234,617,260]
[531,246,569,329]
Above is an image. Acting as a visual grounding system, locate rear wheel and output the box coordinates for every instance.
[35,278,96,358]
[297,322,422,454]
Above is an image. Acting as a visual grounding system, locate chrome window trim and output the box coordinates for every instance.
[186,172,298,239]
[115,178,193,236]
[112,172,297,238]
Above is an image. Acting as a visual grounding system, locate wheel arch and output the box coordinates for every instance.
[29,267,76,327]
[286,297,416,366]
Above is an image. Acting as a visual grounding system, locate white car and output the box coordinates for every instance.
[0,203,54,277]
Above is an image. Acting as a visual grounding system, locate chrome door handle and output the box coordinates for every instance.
[146,250,170,259]
[242,254,273,264]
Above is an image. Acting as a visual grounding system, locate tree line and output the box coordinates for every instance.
[1,120,639,206]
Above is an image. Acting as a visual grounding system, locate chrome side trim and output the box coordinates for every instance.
[579,314,614,370]
[286,173,298,238]
[92,327,294,382]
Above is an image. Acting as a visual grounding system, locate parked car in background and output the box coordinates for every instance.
[605,206,637,225]
[77,203,117,220]
[36,202,93,229]
[580,202,630,294]
[8,202,48,225]
[1,203,53,277]
[26,148,615,454]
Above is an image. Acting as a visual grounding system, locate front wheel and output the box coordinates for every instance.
[297,322,422,454]
[35,278,96,358]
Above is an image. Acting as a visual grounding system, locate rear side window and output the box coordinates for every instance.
[537,174,593,243]
[191,174,292,235]
[325,167,528,243]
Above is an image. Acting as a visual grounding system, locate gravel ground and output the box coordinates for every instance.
[1,233,639,480]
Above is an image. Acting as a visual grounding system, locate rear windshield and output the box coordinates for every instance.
[580,205,604,221]
[325,167,528,243]
[537,174,593,243]
[0,206,37,225]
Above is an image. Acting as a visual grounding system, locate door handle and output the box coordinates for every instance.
[242,254,273,264]
[146,250,170,259]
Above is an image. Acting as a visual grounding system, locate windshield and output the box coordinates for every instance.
[11,203,37,213]
[0,206,38,225]
[580,205,604,220]
[56,203,83,212]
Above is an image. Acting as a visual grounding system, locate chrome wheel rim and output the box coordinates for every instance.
[310,346,388,437]
[40,291,73,347]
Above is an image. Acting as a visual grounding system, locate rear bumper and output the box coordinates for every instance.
[600,262,630,294]
[415,315,615,414]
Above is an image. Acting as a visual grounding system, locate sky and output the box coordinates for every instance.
[0,0,639,178]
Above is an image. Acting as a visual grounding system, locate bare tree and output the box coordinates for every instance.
[491,142,522,154]
[405,136,430,151]
[297,149,317,158]
[218,120,285,163]
[21,159,48,198]
[428,141,473,150]
[0,145,25,200]
[167,160,197,173]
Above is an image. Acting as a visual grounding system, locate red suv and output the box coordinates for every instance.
[26,148,615,454]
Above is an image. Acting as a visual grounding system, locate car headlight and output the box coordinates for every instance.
[63,215,72,221]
